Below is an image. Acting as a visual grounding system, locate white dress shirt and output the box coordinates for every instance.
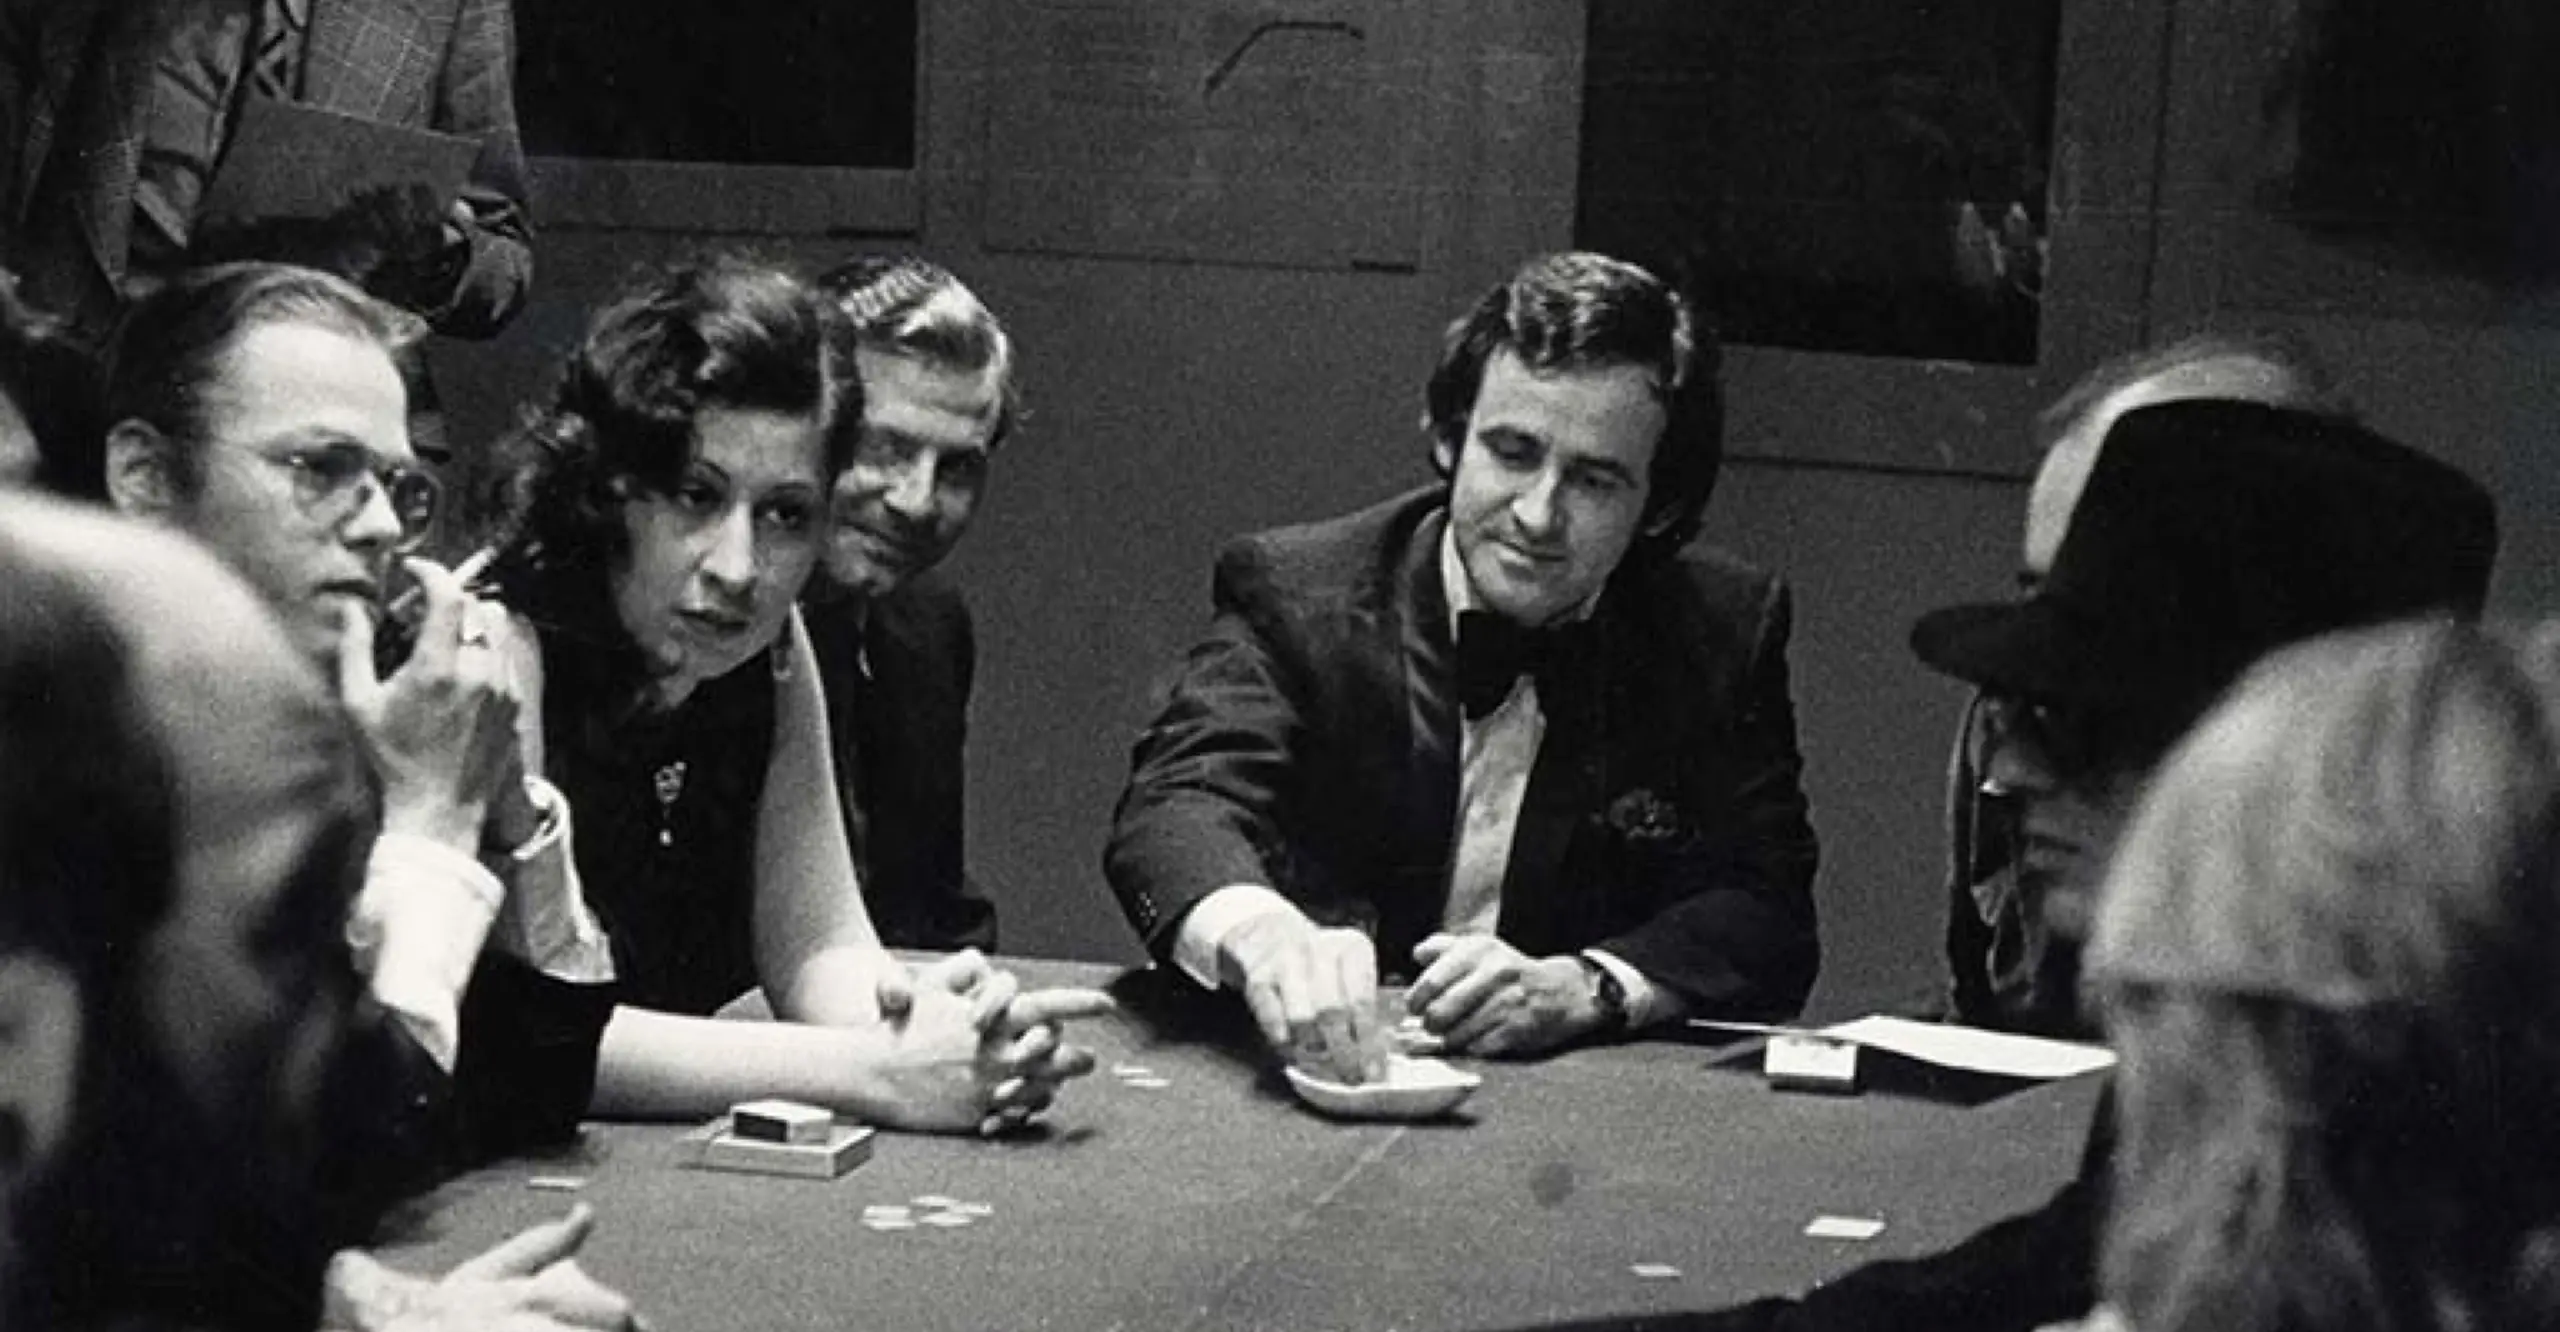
[345,776,614,1070]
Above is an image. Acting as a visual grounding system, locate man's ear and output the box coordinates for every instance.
[0,952,82,1196]
[102,420,182,521]
[1428,430,1459,479]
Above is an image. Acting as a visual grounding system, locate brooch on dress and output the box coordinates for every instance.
[653,760,689,846]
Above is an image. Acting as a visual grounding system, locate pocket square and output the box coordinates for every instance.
[1602,788,1684,842]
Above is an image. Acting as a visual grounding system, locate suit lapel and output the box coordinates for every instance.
[1370,507,1458,956]
[16,2,99,213]
[58,0,159,287]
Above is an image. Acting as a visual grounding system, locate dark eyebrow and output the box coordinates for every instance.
[865,426,989,457]
[263,430,387,460]
[1570,455,1641,486]
[1477,424,1545,450]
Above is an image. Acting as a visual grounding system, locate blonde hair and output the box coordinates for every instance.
[2091,620,2560,1332]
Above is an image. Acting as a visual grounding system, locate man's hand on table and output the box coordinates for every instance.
[326,1205,642,1332]
[1220,912,1386,1085]
[1406,933,1604,1057]
[873,950,1114,1136]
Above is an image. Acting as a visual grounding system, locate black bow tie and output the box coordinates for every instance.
[1455,610,1590,720]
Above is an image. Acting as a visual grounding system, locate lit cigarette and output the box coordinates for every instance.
[385,547,499,624]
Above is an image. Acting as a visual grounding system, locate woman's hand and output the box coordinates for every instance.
[868,951,1113,1135]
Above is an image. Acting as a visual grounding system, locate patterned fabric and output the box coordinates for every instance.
[0,0,532,338]
[249,0,307,99]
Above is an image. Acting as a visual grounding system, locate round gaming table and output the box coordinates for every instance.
[381,959,2105,1331]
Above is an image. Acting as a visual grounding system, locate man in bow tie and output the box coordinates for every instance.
[1107,252,1819,1083]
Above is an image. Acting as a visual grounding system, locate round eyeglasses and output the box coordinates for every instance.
[260,443,442,549]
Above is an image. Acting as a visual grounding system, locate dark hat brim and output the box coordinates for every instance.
[1909,597,2167,710]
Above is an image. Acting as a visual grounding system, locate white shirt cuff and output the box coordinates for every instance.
[489,777,617,984]
[1171,882,1300,989]
[1581,948,1672,1030]
[350,833,502,1070]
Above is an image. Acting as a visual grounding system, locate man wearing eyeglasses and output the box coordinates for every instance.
[39,262,632,1331]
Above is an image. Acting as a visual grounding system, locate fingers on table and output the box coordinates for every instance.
[1002,987,1117,1029]
[1441,983,1529,1054]
[966,968,1024,1032]
[1272,932,1378,1083]
[915,948,994,998]
[449,1204,595,1280]
[515,1258,638,1330]
[1410,935,1521,1032]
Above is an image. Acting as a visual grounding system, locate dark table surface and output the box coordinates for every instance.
[384,959,2106,1332]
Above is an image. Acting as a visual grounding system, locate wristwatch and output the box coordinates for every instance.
[1574,952,1630,1035]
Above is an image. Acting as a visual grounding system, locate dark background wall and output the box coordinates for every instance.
[439,0,2560,1021]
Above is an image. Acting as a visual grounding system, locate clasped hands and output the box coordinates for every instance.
[1223,914,1609,1085]
[877,950,1115,1136]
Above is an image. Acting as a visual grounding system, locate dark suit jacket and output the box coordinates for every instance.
[1107,487,1820,1017]
[805,572,999,952]
[0,0,532,338]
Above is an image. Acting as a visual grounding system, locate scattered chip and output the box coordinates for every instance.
[1629,1263,1683,1280]
[861,1204,912,1220]
[921,1212,974,1228]
[1111,1064,1155,1079]
[911,1194,959,1209]
[526,1175,587,1193]
[953,1201,995,1217]
[1124,1075,1172,1089]
[1392,1016,1449,1057]
[862,1216,919,1232]
[1804,1215,1886,1241]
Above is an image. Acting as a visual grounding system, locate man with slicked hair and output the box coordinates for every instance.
[804,256,1019,952]
[1108,251,1819,1084]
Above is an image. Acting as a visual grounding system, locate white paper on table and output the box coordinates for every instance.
[1817,1015,2115,1081]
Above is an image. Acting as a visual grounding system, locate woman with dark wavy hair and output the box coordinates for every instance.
[2080,619,2560,1332]
[486,257,1103,1134]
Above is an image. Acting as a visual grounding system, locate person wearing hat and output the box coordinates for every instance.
[1106,252,1819,1083]
[1494,385,2497,1332]
[1910,396,2497,1048]
[1933,331,2357,1036]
